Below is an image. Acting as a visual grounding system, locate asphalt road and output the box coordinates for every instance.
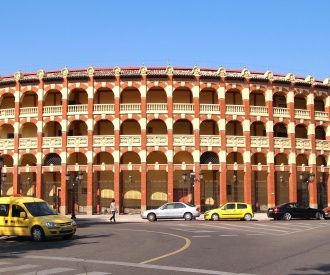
[1,218,330,275]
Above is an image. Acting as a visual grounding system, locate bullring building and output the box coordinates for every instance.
[0,66,329,215]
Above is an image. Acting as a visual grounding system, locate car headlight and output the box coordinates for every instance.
[204,211,210,215]
[45,222,57,228]
[71,220,76,226]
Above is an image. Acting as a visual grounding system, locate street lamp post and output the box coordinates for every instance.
[67,171,83,219]
[299,172,315,207]
[181,171,204,205]
[0,156,4,197]
[233,171,238,201]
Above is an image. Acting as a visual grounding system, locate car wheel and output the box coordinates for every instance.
[283,212,292,221]
[211,213,219,221]
[315,212,322,220]
[62,234,73,240]
[31,226,45,242]
[243,213,252,221]
[184,212,193,221]
[147,213,157,222]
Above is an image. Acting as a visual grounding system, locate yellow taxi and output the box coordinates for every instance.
[0,196,76,241]
[204,202,254,221]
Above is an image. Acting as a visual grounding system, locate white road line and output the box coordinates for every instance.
[0,263,7,266]
[219,235,238,237]
[0,264,39,273]
[25,255,255,275]
[17,267,74,275]
[220,223,290,233]
[247,233,265,236]
[191,235,211,238]
[76,273,112,275]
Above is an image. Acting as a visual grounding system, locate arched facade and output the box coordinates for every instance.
[0,66,329,215]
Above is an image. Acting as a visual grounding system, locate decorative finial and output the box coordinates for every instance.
[323,78,330,86]
[264,70,273,81]
[192,66,200,77]
[87,66,94,77]
[285,73,295,82]
[62,67,69,78]
[113,66,121,76]
[139,65,148,75]
[166,65,174,75]
[217,66,226,77]
[241,68,250,79]
[14,71,23,81]
[37,69,46,80]
[305,75,315,84]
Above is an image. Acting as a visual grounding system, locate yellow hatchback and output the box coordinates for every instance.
[0,196,76,241]
[204,202,254,221]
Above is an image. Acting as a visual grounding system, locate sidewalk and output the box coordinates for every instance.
[69,212,270,222]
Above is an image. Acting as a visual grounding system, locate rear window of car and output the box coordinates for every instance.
[0,204,9,216]
[174,203,185,209]
[237,204,247,209]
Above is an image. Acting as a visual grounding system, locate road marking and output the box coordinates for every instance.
[247,233,265,236]
[220,223,290,233]
[17,267,74,275]
[219,235,238,237]
[76,273,112,275]
[24,255,255,275]
[0,264,39,273]
[191,235,211,238]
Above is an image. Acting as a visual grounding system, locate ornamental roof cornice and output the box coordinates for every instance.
[0,67,329,89]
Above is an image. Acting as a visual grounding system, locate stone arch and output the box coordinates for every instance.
[2,154,13,167]
[200,119,219,135]
[173,87,193,103]
[43,121,62,137]
[146,151,168,164]
[43,153,61,166]
[314,96,325,111]
[251,153,267,165]
[173,119,193,134]
[44,89,62,106]
[273,92,287,108]
[295,124,307,139]
[200,88,218,104]
[20,91,38,106]
[275,153,289,165]
[20,154,37,166]
[67,152,87,165]
[120,119,141,134]
[20,122,37,137]
[225,89,242,105]
[94,87,114,104]
[274,123,288,137]
[68,120,88,136]
[68,88,88,104]
[200,151,219,164]
[315,126,326,140]
[173,151,194,164]
[294,94,307,109]
[146,119,167,134]
[226,152,243,164]
[94,119,114,135]
[146,87,167,103]
[250,90,265,106]
[0,93,15,109]
[296,154,308,166]
[226,120,243,136]
[250,121,266,136]
[316,155,327,166]
[0,124,14,139]
[93,152,114,164]
[120,151,141,164]
[120,87,141,103]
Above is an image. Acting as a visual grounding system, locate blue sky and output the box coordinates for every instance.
[1,0,329,80]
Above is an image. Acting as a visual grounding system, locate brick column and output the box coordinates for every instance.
[13,74,21,194]
[288,89,297,202]
[243,84,252,204]
[60,73,69,214]
[140,71,147,211]
[266,86,275,207]
[218,83,227,204]
[86,68,94,214]
[326,95,330,206]
[36,75,44,198]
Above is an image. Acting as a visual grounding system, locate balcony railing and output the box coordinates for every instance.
[250,136,269,148]
[43,106,62,116]
[147,103,168,113]
[173,103,194,113]
[200,135,221,146]
[67,136,88,147]
[120,135,141,146]
[226,135,246,147]
[67,104,88,115]
[0,108,15,118]
[200,104,220,114]
[120,104,141,113]
[295,109,310,119]
[274,137,291,148]
[250,106,268,116]
[226,105,245,115]
[20,107,38,117]
[147,135,168,146]
[93,135,115,147]
[173,135,195,146]
[0,138,14,150]
[42,137,62,148]
[295,138,312,149]
[93,104,115,114]
[273,107,290,117]
[19,138,38,149]
[316,140,330,151]
[315,111,328,121]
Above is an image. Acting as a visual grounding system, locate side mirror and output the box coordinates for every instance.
[20,212,27,219]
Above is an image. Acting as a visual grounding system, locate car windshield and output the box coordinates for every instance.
[24,202,56,217]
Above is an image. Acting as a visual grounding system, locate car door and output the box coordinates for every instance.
[219,203,236,219]
[157,203,175,218]
[0,203,10,236]
[9,204,30,236]
[174,203,187,218]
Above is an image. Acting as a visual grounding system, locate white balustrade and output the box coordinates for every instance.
[0,108,15,118]
[42,137,62,148]
[147,103,168,113]
[19,138,38,149]
[226,105,245,114]
[67,136,88,147]
[315,111,328,121]
[120,104,141,113]
[295,138,312,149]
[147,135,168,146]
[250,136,269,147]
[200,104,220,114]
[250,106,268,116]
[226,136,246,147]
[200,135,221,146]
[173,103,194,113]
[0,139,14,150]
[43,106,62,115]
[94,104,115,114]
[295,109,310,119]
[120,135,141,146]
[93,135,115,147]
[274,137,291,148]
[19,107,38,117]
[173,135,195,146]
[273,107,290,117]
[316,140,330,151]
[67,104,88,114]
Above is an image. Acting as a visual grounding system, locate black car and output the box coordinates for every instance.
[267,202,324,221]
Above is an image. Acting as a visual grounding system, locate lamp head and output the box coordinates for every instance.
[0,156,4,168]
[66,172,71,182]
[181,172,187,181]
[299,173,304,181]
[78,171,84,181]
[309,173,315,182]
[199,172,204,180]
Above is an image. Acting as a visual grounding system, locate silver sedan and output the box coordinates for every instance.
[141,202,201,221]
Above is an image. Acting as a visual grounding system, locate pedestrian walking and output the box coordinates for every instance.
[109,199,117,223]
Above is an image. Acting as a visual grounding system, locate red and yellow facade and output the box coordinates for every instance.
[0,66,329,214]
